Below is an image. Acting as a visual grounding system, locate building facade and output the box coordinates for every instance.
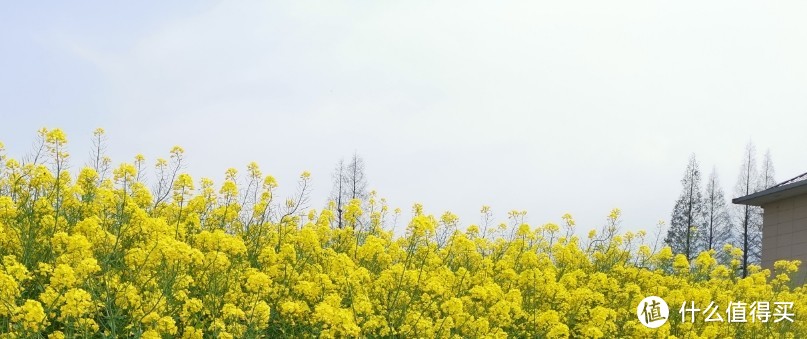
[733,172,807,283]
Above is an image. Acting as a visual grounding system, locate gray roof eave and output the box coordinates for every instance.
[732,179,807,206]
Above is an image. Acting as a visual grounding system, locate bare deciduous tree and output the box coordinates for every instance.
[700,168,733,257]
[732,141,763,277]
[665,154,705,261]
[758,149,776,191]
[346,153,368,202]
[330,153,369,229]
[330,159,346,228]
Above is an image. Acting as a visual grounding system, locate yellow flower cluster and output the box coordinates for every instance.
[0,129,805,338]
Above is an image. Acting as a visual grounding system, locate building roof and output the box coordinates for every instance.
[733,171,807,206]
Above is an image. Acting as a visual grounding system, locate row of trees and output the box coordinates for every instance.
[304,145,783,281]
[665,142,776,277]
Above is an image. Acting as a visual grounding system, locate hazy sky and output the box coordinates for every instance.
[1,1,806,236]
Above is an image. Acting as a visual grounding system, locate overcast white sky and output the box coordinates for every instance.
[1,1,806,236]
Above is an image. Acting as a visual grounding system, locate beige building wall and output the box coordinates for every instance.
[761,194,807,283]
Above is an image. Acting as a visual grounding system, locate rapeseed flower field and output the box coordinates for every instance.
[0,129,804,338]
